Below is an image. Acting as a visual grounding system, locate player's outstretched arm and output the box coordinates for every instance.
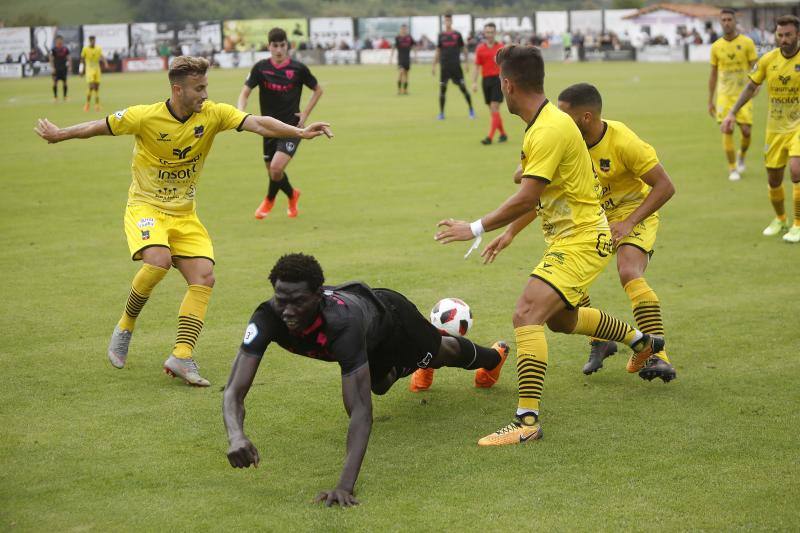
[721,80,758,133]
[240,115,333,140]
[223,350,263,469]
[237,85,252,112]
[481,209,538,264]
[34,118,110,143]
[314,364,372,508]
[610,164,675,245]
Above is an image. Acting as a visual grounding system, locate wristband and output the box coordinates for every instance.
[470,219,484,237]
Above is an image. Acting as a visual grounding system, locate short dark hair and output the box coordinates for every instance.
[268,27,288,43]
[443,13,453,19]
[495,45,544,93]
[720,8,736,16]
[776,14,800,30]
[88,35,96,40]
[558,83,603,112]
[168,56,209,84]
[484,22,497,30]
[55,34,63,40]
[269,253,325,291]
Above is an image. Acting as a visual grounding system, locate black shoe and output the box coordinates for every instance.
[480,137,492,145]
[498,134,508,143]
[582,340,618,375]
[638,355,676,383]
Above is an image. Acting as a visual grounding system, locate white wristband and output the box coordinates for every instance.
[470,219,485,237]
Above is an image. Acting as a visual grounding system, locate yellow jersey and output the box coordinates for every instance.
[749,47,800,133]
[106,99,251,215]
[710,34,758,98]
[520,100,607,244]
[81,46,104,69]
[588,120,659,221]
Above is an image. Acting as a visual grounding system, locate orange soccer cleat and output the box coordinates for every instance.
[287,189,302,218]
[409,367,434,392]
[626,334,666,373]
[254,196,275,219]
[474,341,509,388]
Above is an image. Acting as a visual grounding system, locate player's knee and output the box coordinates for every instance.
[618,266,642,286]
[269,164,285,180]
[200,271,216,288]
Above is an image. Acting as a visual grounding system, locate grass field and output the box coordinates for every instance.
[1,62,799,531]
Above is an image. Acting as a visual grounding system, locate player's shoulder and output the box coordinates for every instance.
[605,119,638,139]
[737,34,755,45]
[759,47,780,63]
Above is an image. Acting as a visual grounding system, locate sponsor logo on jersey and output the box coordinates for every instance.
[778,75,791,85]
[599,158,611,172]
[194,125,204,138]
[113,109,127,120]
[285,69,295,80]
[173,146,191,159]
[137,217,155,229]
[141,230,150,240]
[156,132,170,141]
[243,323,258,344]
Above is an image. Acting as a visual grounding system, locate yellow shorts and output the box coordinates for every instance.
[530,230,614,308]
[124,204,214,262]
[715,96,753,125]
[764,130,800,169]
[716,96,753,125]
[86,69,101,84]
[609,212,659,254]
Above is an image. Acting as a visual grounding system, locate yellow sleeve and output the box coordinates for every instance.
[106,106,144,136]
[211,102,250,132]
[746,40,757,64]
[749,53,768,85]
[709,43,718,66]
[620,133,659,177]
[80,47,86,59]
[521,126,565,182]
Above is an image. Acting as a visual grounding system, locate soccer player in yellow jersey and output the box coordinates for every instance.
[722,15,800,243]
[34,56,333,386]
[709,9,758,181]
[435,46,664,446]
[556,83,676,381]
[80,36,108,112]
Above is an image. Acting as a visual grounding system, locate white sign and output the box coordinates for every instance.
[473,17,533,33]
[570,10,603,33]
[536,11,568,35]
[123,57,167,72]
[440,14,472,37]
[214,51,270,69]
[359,49,392,65]
[32,26,57,59]
[0,27,32,62]
[82,24,130,58]
[324,49,357,65]
[638,45,685,62]
[0,63,23,78]
[688,44,712,62]
[310,17,354,49]
[410,16,439,46]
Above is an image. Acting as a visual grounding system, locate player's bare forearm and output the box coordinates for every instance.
[624,164,675,227]
[237,86,251,112]
[242,115,303,138]
[729,81,758,115]
[337,365,373,493]
[481,178,546,232]
[302,86,323,118]
[222,350,260,442]
[506,208,538,237]
[34,118,110,143]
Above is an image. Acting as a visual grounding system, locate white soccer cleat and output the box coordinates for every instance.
[762,218,788,237]
[728,170,741,181]
[107,325,132,368]
[782,226,800,243]
[736,157,746,173]
[163,355,210,387]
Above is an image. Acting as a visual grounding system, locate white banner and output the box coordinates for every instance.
[359,49,391,65]
[0,28,31,63]
[214,51,269,69]
[123,57,167,72]
[570,10,603,33]
[410,16,438,48]
[439,14,471,37]
[0,63,23,78]
[536,11,568,35]
[324,49,357,65]
[32,26,57,60]
[82,24,129,58]
[638,45,685,62]
[310,17,354,49]
[604,9,639,37]
[130,23,176,58]
[473,17,533,33]
[688,44,712,62]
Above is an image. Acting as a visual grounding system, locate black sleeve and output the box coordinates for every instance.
[303,65,318,90]
[329,322,369,376]
[436,34,442,49]
[244,64,260,89]
[239,305,278,358]
[457,33,465,48]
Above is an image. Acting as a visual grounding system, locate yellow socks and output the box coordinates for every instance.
[794,183,800,227]
[722,133,735,170]
[624,277,669,363]
[118,264,168,332]
[573,306,641,346]
[173,285,213,359]
[515,325,548,413]
[769,185,786,220]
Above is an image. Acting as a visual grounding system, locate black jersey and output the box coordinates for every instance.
[395,35,415,63]
[244,58,318,125]
[437,31,464,67]
[240,282,393,375]
[51,46,70,71]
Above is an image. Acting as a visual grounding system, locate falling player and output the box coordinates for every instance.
[238,27,324,219]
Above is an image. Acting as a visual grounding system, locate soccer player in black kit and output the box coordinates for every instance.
[237,28,323,219]
[432,13,474,120]
[223,253,510,506]
[49,35,71,102]
[390,24,415,95]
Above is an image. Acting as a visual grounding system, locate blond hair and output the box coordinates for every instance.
[168,56,209,84]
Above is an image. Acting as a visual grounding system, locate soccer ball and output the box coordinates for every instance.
[430,298,473,337]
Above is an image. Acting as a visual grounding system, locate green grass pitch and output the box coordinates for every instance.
[1,62,799,530]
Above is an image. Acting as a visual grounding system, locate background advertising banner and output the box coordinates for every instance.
[410,16,438,48]
[570,10,603,34]
[130,23,176,57]
[535,11,568,35]
[223,19,308,52]
[175,22,222,56]
[440,14,472,36]
[32,26,56,61]
[82,24,129,58]
[474,16,533,33]
[0,27,32,63]
[357,17,408,43]
[310,17,354,49]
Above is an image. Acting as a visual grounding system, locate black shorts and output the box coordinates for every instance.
[263,137,300,162]
[53,69,67,81]
[440,65,464,85]
[398,58,411,71]
[482,76,503,105]
[368,289,442,382]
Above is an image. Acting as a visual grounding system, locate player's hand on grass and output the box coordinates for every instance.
[435,219,473,243]
[707,102,716,118]
[610,219,634,246]
[720,114,735,134]
[314,487,359,508]
[481,231,514,264]
[300,122,333,140]
[34,118,61,143]
[227,436,260,468]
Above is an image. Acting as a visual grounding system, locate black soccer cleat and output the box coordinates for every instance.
[480,137,492,145]
[498,134,508,143]
[638,355,677,383]
[582,340,618,375]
